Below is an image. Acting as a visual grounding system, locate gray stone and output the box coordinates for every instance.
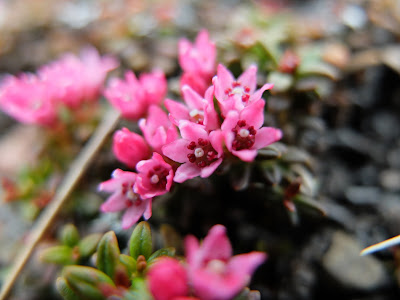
[380,169,400,192]
[322,231,388,291]
[345,186,381,205]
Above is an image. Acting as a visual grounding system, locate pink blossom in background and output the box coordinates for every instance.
[213,64,273,115]
[99,169,152,229]
[105,70,167,121]
[184,225,267,300]
[221,100,282,162]
[39,47,118,109]
[162,121,224,183]
[112,128,151,169]
[0,73,58,126]
[165,85,219,131]
[139,105,179,154]
[179,29,216,95]
[135,152,174,199]
[147,257,189,300]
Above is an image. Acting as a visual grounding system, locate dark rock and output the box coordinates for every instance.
[321,231,389,292]
[345,186,381,205]
[379,169,400,192]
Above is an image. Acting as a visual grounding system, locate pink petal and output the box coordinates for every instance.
[220,110,239,132]
[253,127,282,149]
[200,158,222,178]
[227,252,267,279]
[232,149,258,162]
[182,85,205,109]
[173,163,201,183]
[164,98,190,125]
[184,235,200,266]
[100,192,126,212]
[121,202,146,229]
[217,64,234,89]
[200,225,232,262]
[162,139,192,163]
[143,199,152,220]
[240,99,265,129]
[179,121,208,141]
[238,64,257,92]
[249,83,274,103]
[209,130,224,155]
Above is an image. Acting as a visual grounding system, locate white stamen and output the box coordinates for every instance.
[122,94,131,102]
[150,174,159,184]
[126,189,136,200]
[207,259,226,274]
[189,109,204,118]
[194,148,204,158]
[232,86,244,95]
[239,128,250,138]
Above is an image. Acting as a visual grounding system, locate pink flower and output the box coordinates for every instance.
[162,121,224,183]
[185,225,267,300]
[39,47,118,108]
[98,169,152,229]
[179,29,216,80]
[147,257,189,300]
[105,70,167,120]
[212,64,273,115]
[0,73,58,126]
[135,152,174,199]
[221,100,282,162]
[112,128,151,169]
[179,29,216,95]
[139,105,179,154]
[165,85,219,131]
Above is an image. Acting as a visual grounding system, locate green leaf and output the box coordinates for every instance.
[148,247,176,263]
[56,277,80,300]
[61,224,80,247]
[129,222,152,260]
[129,277,153,300]
[78,233,102,258]
[119,254,137,276]
[62,266,115,300]
[96,231,121,280]
[40,245,77,265]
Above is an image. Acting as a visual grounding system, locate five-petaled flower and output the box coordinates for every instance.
[221,100,282,162]
[162,121,224,183]
[213,64,273,116]
[185,225,267,300]
[135,152,174,199]
[99,169,152,229]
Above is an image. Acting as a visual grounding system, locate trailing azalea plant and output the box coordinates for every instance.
[0,29,325,299]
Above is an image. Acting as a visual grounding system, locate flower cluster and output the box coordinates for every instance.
[100,30,282,229]
[147,224,266,300]
[0,47,117,126]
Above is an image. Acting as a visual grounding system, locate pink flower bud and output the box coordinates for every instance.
[112,128,151,169]
[148,257,189,300]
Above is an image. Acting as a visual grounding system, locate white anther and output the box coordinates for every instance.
[126,189,137,200]
[150,174,159,184]
[239,128,250,138]
[232,86,244,95]
[207,259,226,274]
[189,109,200,117]
[194,148,205,158]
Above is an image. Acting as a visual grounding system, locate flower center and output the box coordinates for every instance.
[189,109,204,125]
[187,138,218,168]
[147,165,169,190]
[122,182,139,207]
[231,119,257,151]
[207,259,226,274]
[224,81,251,103]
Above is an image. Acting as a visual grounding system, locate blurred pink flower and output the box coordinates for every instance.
[185,225,267,300]
[0,73,58,126]
[148,257,189,300]
[221,100,282,162]
[213,64,273,115]
[162,121,224,183]
[39,47,118,109]
[165,85,219,131]
[112,127,151,169]
[135,152,174,199]
[179,29,216,95]
[139,105,179,154]
[105,70,167,121]
[99,169,152,229]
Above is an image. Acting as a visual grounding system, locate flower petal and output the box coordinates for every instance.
[121,202,146,229]
[253,127,282,149]
[173,163,201,183]
[238,64,257,92]
[162,139,191,163]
